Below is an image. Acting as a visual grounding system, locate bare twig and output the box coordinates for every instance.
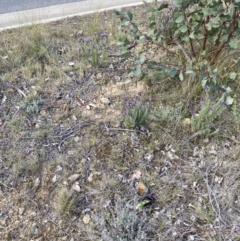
[204,167,227,226]
[3,84,26,98]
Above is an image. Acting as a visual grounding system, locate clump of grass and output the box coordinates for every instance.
[231,95,240,131]
[54,187,78,219]
[78,32,109,68]
[152,102,183,125]
[190,87,226,133]
[122,92,150,129]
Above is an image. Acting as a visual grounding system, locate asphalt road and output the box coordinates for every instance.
[1,0,85,13]
[0,0,154,30]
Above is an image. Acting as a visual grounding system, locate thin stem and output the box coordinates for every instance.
[202,16,209,51]
[184,12,196,58]
[209,9,239,64]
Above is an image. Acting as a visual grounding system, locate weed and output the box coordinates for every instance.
[122,92,150,129]
[54,187,78,219]
[231,94,240,131]
[19,96,43,114]
[190,88,226,133]
[86,197,153,241]
[152,102,183,125]
[79,32,109,69]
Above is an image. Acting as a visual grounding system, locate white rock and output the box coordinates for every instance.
[87,173,93,182]
[74,136,80,142]
[55,165,62,172]
[72,182,81,192]
[100,97,110,104]
[72,115,77,121]
[52,175,57,183]
[83,214,91,224]
[68,174,80,182]
[19,207,25,215]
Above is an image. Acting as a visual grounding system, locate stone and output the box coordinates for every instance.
[68,174,80,182]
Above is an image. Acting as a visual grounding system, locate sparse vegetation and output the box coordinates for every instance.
[1,1,240,240]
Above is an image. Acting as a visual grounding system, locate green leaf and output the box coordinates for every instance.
[189,32,195,39]
[136,200,150,209]
[179,25,188,33]
[229,38,239,49]
[125,11,133,21]
[149,21,156,28]
[139,54,146,64]
[211,16,220,28]
[202,8,209,16]
[175,15,184,23]
[206,22,212,31]
[115,9,122,15]
[157,3,169,11]
[121,50,131,58]
[179,71,184,81]
[182,34,189,42]
[134,64,141,76]
[168,68,177,78]
[220,34,228,42]
[196,33,204,40]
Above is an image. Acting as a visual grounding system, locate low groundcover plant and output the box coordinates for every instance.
[122,92,150,129]
[78,32,109,68]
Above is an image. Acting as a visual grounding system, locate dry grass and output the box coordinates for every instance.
[1,4,240,241]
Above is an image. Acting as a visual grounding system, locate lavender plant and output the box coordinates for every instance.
[123,92,150,129]
[79,32,109,69]
[190,87,226,133]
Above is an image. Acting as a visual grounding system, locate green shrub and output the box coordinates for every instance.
[115,0,240,93]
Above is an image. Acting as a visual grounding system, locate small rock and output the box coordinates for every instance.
[19,207,25,215]
[203,138,209,143]
[88,103,97,108]
[137,182,147,196]
[96,73,102,79]
[182,118,191,126]
[68,62,75,66]
[131,170,141,180]
[77,30,84,36]
[68,174,80,182]
[114,76,121,81]
[55,165,62,172]
[83,214,91,224]
[35,124,40,129]
[87,173,93,182]
[34,177,41,188]
[100,97,110,105]
[72,182,81,192]
[74,136,80,142]
[52,175,57,183]
[0,210,8,216]
[72,115,77,121]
